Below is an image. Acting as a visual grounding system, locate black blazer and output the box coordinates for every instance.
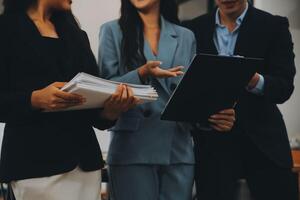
[184,6,296,168]
[0,13,114,182]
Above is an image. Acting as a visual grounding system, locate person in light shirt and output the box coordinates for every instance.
[184,0,298,199]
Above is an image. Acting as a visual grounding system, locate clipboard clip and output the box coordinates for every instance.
[233,55,245,58]
[233,101,238,109]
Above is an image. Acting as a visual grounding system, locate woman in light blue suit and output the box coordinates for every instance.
[98,0,195,199]
[99,0,234,199]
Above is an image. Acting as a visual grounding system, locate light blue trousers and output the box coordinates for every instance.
[108,164,194,200]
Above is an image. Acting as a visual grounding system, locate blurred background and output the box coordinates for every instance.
[0,0,299,170]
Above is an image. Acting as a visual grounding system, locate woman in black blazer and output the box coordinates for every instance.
[0,0,138,199]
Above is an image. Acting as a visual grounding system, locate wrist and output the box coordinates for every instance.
[101,109,120,121]
[31,90,41,109]
[138,66,149,80]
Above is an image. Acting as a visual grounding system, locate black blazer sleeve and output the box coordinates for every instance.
[0,16,36,123]
[263,17,296,104]
[80,30,116,130]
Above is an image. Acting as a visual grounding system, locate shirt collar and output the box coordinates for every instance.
[215,3,249,29]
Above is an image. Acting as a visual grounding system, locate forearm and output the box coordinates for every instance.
[92,109,117,130]
[261,17,296,104]
[0,91,35,123]
[102,68,145,85]
[263,74,295,104]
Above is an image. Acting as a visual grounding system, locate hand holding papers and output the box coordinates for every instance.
[56,72,158,111]
[31,82,86,111]
[100,84,141,120]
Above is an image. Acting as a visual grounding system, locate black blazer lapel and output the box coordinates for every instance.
[54,20,89,80]
[16,14,73,81]
[207,11,219,55]
[198,11,218,55]
[16,14,44,60]
[234,5,256,56]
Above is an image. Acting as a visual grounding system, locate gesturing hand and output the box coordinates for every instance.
[31,82,86,111]
[208,109,236,132]
[138,61,184,80]
[101,84,140,121]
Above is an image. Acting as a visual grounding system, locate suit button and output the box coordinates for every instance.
[144,110,152,118]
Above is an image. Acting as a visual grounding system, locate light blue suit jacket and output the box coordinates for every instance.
[98,17,196,165]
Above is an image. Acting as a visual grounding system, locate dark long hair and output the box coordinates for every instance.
[2,0,81,32]
[119,0,179,71]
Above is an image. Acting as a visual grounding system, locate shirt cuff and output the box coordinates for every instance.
[195,123,213,131]
[248,74,264,95]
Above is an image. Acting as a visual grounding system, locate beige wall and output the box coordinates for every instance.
[0,0,3,14]
[72,0,121,57]
[179,0,208,21]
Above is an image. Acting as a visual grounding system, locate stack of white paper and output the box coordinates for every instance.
[59,72,158,111]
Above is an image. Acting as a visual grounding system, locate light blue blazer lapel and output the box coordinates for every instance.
[143,17,178,95]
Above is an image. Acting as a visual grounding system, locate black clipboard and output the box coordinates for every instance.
[161,53,264,123]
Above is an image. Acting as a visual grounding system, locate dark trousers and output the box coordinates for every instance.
[194,131,298,200]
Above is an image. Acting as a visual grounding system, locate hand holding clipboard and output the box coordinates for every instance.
[161,54,264,128]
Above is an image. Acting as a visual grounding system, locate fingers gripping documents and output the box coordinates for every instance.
[57,72,158,111]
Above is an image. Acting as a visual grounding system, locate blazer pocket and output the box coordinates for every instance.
[110,117,141,132]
